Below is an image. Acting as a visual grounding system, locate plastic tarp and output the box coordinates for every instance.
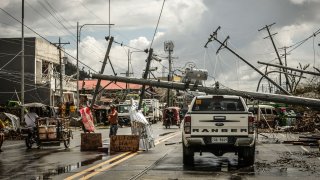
[0,112,20,131]
[79,107,95,132]
[22,103,46,108]
[129,99,155,150]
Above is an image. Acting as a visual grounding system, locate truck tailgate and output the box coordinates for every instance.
[190,113,248,136]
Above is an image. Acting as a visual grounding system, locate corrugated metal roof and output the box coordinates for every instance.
[78,79,142,90]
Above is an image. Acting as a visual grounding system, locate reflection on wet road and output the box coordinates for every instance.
[1,125,320,180]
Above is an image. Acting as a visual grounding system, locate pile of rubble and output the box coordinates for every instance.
[292,114,320,132]
[283,134,320,147]
[255,151,320,174]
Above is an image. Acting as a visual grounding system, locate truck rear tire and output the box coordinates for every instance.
[183,143,194,166]
[238,146,255,166]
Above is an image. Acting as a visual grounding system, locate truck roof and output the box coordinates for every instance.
[196,95,242,99]
[247,104,275,108]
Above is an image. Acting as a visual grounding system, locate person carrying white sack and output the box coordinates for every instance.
[129,99,155,150]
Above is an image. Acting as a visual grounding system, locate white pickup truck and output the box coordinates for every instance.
[182,95,256,166]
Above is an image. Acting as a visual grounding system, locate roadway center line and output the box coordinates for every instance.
[64,151,132,180]
[155,131,180,145]
[65,131,180,180]
[80,152,139,180]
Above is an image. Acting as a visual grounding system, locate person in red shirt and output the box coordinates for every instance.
[108,105,118,137]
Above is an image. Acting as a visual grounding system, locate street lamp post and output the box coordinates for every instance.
[76,22,114,109]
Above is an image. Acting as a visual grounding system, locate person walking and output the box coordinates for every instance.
[25,107,38,128]
[0,119,5,152]
[108,105,118,137]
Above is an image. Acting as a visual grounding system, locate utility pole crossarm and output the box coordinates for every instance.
[204,26,221,48]
[258,23,276,32]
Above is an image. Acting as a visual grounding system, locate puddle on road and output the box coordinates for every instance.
[180,157,256,180]
[41,154,107,179]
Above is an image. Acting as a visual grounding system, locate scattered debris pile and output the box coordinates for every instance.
[283,134,320,147]
[258,113,320,134]
[255,151,320,175]
[292,114,320,132]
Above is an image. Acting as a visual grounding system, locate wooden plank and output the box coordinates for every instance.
[81,133,102,151]
[110,135,139,155]
[299,136,320,140]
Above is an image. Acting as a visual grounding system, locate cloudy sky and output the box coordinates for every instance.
[0,0,319,92]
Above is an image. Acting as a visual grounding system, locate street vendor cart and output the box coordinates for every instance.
[22,103,73,149]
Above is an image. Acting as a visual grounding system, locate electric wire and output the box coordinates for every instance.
[25,1,63,36]
[113,40,145,51]
[0,7,98,74]
[0,51,22,70]
[149,0,166,49]
[28,1,108,64]
[286,28,320,54]
[38,1,107,58]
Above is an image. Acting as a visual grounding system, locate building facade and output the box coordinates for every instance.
[0,37,76,106]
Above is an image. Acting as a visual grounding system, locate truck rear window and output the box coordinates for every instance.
[192,98,245,111]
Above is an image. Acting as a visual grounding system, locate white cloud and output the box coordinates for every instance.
[78,36,106,73]
[129,37,150,49]
[1,0,320,93]
[0,0,9,8]
[290,0,319,4]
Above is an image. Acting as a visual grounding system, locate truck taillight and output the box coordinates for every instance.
[184,115,191,134]
[248,115,255,134]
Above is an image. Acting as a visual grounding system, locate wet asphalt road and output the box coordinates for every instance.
[1,123,320,180]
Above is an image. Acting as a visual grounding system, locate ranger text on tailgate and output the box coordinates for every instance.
[182,95,256,166]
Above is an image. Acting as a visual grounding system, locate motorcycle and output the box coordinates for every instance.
[24,127,40,148]
[118,116,131,127]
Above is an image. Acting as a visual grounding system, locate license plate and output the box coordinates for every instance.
[211,137,228,143]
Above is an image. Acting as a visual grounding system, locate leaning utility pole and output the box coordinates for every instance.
[91,36,114,110]
[91,74,320,108]
[258,61,320,76]
[258,23,290,91]
[205,26,291,95]
[138,48,153,110]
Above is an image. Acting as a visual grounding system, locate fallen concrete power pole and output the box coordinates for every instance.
[91,74,320,108]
